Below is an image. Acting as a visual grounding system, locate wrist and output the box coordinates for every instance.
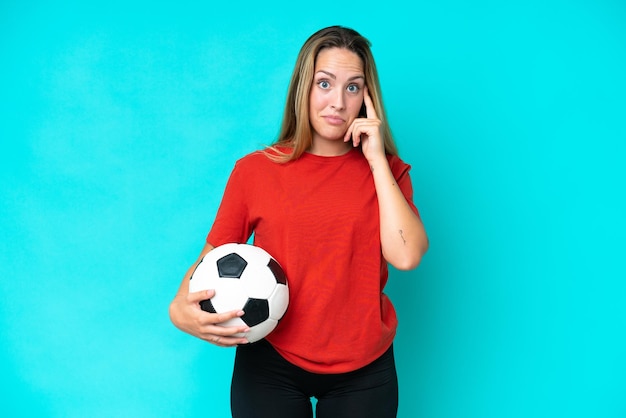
[367,154,389,172]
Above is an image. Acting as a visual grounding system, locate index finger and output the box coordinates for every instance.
[211,309,246,324]
[363,86,378,119]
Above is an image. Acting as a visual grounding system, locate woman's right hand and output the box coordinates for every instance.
[169,288,250,346]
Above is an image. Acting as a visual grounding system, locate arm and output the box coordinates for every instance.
[345,87,429,270]
[169,242,250,346]
[369,155,428,270]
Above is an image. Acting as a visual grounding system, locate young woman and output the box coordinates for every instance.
[169,26,428,418]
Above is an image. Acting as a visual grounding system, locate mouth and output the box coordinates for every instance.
[322,115,345,125]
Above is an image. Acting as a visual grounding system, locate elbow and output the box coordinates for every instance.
[393,257,420,271]
[168,300,177,326]
[388,240,429,271]
[168,296,184,328]
[393,252,423,271]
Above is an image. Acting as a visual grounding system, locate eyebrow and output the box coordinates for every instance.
[315,70,365,81]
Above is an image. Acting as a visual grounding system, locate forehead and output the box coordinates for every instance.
[314,47,364,73]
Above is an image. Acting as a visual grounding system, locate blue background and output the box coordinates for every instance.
[1,0,625,417]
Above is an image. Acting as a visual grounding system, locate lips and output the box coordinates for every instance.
[322,115,345,125]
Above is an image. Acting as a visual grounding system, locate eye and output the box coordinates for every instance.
[347,84,360,94]
[317,80,331,89]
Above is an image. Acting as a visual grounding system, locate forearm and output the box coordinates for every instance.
[169,243,214,328]
[169,262,197,332]
[169,242,249,345]
[370,156,428,270]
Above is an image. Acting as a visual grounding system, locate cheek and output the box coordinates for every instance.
[309,90,325,112]
[348,95,363,117]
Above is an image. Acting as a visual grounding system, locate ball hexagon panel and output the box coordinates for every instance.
[209,277,249,313]
[247,319,278,342]
[217,317,246,336]
[190,257,220,288]
[240,264,278,299]
[268,284,289,320]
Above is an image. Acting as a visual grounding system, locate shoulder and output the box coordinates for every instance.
[235,148,280,168]
[228,148,292,181]
[235,145,297,169]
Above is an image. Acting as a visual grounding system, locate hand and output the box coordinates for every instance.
[169,289,250,346]
[344,86,386,162]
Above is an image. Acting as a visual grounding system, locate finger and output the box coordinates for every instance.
[208,334,249,346]
[363,86,377,119]
[349,119,378,147]
[200,321,249,346]
[211,309,246,324]
[206,322,249,337]
[199,309,249,335]
[205,322,250,344]
[344,120,356,143]
[351,123,362,147]
[195,307,246,333]
[187,289,215,303]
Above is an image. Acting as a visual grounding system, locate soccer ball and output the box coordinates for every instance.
[189,243,289,343]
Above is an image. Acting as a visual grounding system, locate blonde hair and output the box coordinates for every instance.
[268,26,398,162]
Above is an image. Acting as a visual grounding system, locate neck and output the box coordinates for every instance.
[308,140,352,157]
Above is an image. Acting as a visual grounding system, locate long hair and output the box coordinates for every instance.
[268,26,398,162]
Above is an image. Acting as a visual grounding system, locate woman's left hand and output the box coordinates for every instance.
[344,86,386,162]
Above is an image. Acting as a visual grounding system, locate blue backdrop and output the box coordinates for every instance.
[2,1,625,417]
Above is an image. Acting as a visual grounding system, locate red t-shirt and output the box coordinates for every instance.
[207,147,419,373]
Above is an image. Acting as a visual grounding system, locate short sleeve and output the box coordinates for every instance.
[388,155,420,217]
[206,159,254,246]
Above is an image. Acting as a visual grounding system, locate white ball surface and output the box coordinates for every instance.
[189,243,289,343]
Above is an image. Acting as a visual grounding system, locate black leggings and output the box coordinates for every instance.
[231,340,398,418]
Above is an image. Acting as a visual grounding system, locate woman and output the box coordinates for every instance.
[169,26,428,417]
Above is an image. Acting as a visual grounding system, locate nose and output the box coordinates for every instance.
[330,90,345,110]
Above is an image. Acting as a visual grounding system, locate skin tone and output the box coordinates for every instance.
[308,47,365,156]
[169,47,428,347]
[310,47,428,269]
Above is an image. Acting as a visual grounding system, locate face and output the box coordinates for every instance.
[309,47,365,154]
